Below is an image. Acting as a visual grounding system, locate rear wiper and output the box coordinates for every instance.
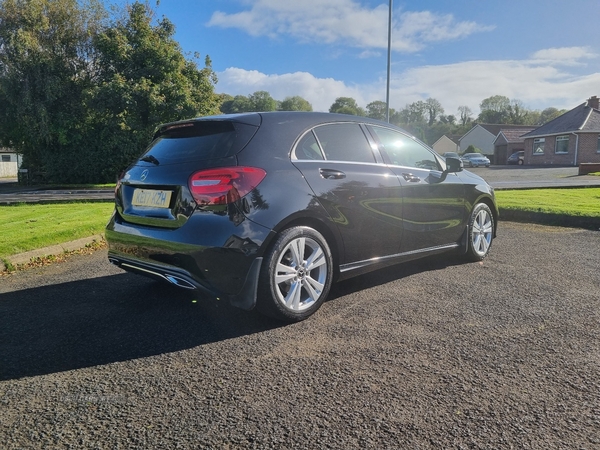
[140,155,160,165]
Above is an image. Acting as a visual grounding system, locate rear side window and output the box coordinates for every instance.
[312,123,375,163]
[141,121,258,164]
[295,131,325,160]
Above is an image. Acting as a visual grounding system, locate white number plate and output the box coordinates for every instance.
[131,189,172,208]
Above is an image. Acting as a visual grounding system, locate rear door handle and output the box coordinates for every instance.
[319,169,346,180]
[402,172,421,182]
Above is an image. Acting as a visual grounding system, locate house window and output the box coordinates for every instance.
[533,138,545,155]
[555,135,569,154]
[1,155,11,162]
[597,136,600,153]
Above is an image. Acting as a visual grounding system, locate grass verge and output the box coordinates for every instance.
[1,202,114,258]
[495,187,600,217]
[1,188,598,263]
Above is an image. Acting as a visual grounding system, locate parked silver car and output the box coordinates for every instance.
[461,153,490,167]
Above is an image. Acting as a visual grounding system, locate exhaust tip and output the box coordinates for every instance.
[165,275,196,290]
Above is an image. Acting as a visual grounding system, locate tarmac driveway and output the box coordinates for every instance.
[0,222,599,448]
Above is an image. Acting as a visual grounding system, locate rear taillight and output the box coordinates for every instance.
[188,167,266,206]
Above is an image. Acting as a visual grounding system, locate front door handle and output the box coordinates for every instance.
[402,172,421,182]
[319,169,346,180]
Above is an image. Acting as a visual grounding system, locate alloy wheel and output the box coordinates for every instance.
[273,236,328,312]
[471,207,493,257]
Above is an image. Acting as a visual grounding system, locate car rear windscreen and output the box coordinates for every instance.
[140,121,258,164]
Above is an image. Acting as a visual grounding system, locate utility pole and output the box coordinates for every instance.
[385,0,392,123]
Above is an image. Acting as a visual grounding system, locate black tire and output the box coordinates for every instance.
[465,203,494,261]
[257,226,333,322]
[518,159,524,165]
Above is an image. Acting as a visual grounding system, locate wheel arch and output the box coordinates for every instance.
[261,214,343,280]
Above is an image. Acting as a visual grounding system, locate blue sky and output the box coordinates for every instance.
[123,0,600,115]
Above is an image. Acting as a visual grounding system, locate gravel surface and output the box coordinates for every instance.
[1,222,599,449]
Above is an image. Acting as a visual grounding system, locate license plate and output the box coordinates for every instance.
[131,189,172,208]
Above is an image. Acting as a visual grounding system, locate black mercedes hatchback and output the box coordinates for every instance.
[106,112,497,321]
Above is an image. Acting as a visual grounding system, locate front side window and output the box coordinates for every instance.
[533,138,545,155]
[555,135,569,154]
[312,123,375,163]
[368,126,440,171]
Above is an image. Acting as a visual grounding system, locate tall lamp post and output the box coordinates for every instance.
[385,0,392,122]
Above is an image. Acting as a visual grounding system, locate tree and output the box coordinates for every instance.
[329,97,365,116]
[539,107,565,125]
[81,2,220,182]
[279,96,312,111]
[366,100,388,121]
[0,0,104,175]
[523,109,541,126]
[404,101,427,124]
[0,0,219,183]
[457,106,473,126]
[248,90,277,112]
[425,98,444,126]
[506,99,529,124]
[464,144,481,155]
[226,95,253,113]
[218,93,235,113]
[478,95,510,123]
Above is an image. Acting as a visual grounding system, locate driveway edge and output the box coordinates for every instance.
[1,234,105,272]
[499,209,600,231]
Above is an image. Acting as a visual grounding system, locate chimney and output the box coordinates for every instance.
[587,96,600,109]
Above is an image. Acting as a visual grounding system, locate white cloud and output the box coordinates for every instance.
[207,0,493,53]
[216,68,369,112]
[216,48,600,115]
[531,46,597,65]
[389,51,600,114]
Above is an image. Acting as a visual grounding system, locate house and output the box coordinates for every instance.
[493,127,536,164]
[521,96,600,166]
[0,148,21,178]
[432,134,460,155]
[459,124,536,162]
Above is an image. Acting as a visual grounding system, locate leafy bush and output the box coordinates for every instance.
[463,145,482,155]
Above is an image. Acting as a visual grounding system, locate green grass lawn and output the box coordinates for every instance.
[495,187,600,217]
[1,187,598,260]
[1,202,114,258]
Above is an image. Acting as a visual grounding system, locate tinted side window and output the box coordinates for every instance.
[313,123,375,163]
[369,126,440,171]
[294,131,324,160]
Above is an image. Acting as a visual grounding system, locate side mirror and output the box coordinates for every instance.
[445,157,463,173]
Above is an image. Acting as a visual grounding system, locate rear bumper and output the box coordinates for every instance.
[108,254,214,292]
[105,209,272,309]
[107,253,263,310]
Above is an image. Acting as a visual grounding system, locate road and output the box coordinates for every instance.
[468,165,600,189]
[1,166,600,205]
[1,222,599,448]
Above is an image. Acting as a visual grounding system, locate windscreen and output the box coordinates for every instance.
[140,121,258,164]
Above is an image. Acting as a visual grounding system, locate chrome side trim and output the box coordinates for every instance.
[339,243,459,273]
